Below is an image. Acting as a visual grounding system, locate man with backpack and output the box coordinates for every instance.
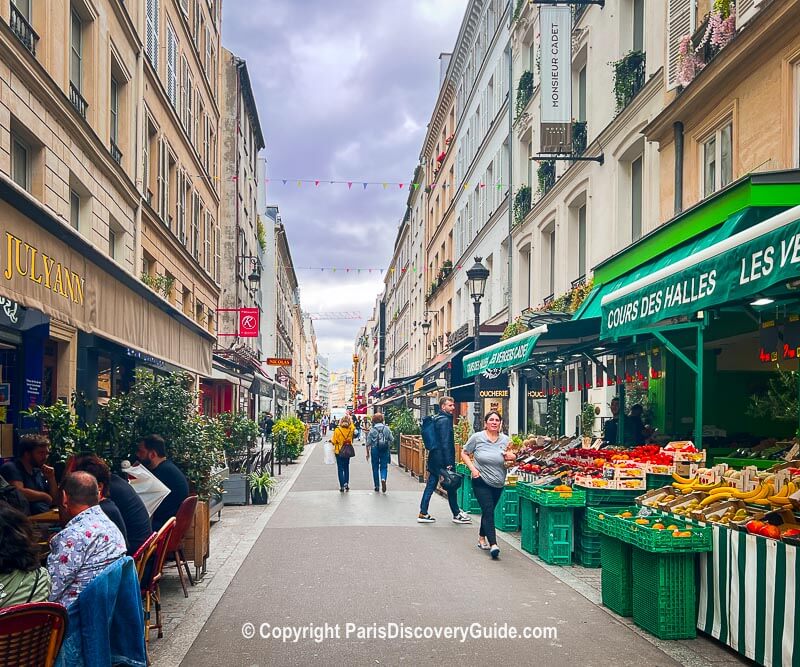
[417,396,471,524]
[366,413,393,493]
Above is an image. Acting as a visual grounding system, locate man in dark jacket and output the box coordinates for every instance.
[417,396,470,524]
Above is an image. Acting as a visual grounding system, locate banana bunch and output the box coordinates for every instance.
[672,473,732,495]
[766,481,796,507]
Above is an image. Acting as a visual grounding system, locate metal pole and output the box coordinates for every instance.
[473,300,482,432]
[695,320,705,449]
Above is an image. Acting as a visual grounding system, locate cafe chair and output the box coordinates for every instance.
[0,601,68,667]
[132,532,158,584]
[166,495,198,598]
[141,517,176,644]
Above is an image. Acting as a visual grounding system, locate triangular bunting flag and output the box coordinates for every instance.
[363,183,368,190]
[382,183,387,189]
[399,183,404,189]
[282,180,287,185]
[347,182,353,189]
[315,180,320,186]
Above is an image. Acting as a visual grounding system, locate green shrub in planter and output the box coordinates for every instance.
[272,416,305,460]
[249,471,277,505]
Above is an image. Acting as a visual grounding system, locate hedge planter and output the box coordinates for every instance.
[222,473,248,505]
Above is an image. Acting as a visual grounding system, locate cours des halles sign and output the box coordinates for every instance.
[601,213,800,338]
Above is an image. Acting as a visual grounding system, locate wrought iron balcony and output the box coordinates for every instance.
[10,3,38,56]
[612,51,646,113]
[571,275,587,290]
[69,83,88,118]
[110,140,122,165]
[543,293,555,307]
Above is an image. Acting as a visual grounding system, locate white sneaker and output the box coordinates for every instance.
[417,513,436,523]
[452,513,471,524]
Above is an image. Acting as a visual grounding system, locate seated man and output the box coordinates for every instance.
[73,455,153,556]
[0,434,58,515]
[48,472,126,608]
[136,434,189,531]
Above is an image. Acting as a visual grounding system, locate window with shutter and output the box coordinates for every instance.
[166,25,177,107]
[146,0,159,69]
[666,0,694,90]
[736,0,758,29]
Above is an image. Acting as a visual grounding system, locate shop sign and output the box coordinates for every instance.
[0,296,20,324]
[266,357,292,366]
[540,5,572,153]
[463,331,540,378]
[528,390,546,398]
[479,390,509,398]
[449,322,471,348]
[601,211,800,338]
[238,308,259,337]
[126,348,166,368]
[3,233,85,305]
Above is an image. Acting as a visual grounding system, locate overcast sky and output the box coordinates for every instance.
[222,0,468,373]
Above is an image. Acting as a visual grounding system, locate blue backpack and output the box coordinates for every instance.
[374,425,392,452]
[421,415,438,450]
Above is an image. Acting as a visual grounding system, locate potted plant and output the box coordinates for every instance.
[218,412,260,505]
[581,403,596,446]
[249,471,277,505]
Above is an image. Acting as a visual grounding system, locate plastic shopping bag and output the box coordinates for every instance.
[323,441,335,465]
[122,463,171,517]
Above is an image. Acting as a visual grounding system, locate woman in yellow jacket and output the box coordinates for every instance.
[331,415,355,492]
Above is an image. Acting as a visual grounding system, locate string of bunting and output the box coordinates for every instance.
[290,264,465,274]
[184,174,509,192]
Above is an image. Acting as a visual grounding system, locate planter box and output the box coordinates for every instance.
[222,473,248,505]
[183,500,210,580]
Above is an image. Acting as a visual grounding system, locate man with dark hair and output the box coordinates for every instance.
[73,455,152,555]
[47,471,125,608]
[136,434,189,530]
[418,396,470,524]
[603,397,621,445]
[0,434,58,515]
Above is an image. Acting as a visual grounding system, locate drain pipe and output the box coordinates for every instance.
[673,121,684,215]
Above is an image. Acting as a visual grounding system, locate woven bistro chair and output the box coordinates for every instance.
[140,517,176,644]
[0,602,68,667]
[131,532,158,584]
[165,495,198,598]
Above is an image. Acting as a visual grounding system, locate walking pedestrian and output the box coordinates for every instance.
[353,416,362,442]
[460,411,514,560]
[366,414,393,493]
[362,415,372,441]
[331,415,355,492]
[320,415,329,437]
[417,396,471,525]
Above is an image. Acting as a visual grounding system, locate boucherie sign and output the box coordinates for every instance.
[601,208,800,338]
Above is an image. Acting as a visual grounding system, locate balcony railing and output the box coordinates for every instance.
[513,186,531,227]
[571,275,587,290]
[572,3,588,26]
[110,140,122,165]
[515,71,534,119]
[537,160,556,198]
[612,51,646,113]
[543,293,555,307]
[10,3,38,56]
[69,83,88,118]
[572,121,587,156]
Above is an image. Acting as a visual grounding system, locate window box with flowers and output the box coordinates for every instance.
[676,0,736,89]
[612,51,646,113]
[533,277,594,314]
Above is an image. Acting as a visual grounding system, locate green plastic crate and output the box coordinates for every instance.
[578,531,602,552]
[600,535,633,616]
[646,473,673,490]
[575,547,601,568]
[524,484,586,507]
[586,506,639,536]
[632,548,697,639]
[520,497,538,554]
[537,506,575,565]
[582,487,643,506]
[623,517,712,553]
[494,486,519,532]
[457,471,482,514]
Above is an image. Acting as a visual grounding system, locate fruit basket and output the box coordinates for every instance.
[521,483,586,507]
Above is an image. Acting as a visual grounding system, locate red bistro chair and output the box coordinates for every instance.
[166,495,198,598]
[0,601,69,667]
[140,517,176,644]
[132,532,158,584]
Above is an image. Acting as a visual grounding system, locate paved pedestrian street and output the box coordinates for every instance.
[155,443,750,667]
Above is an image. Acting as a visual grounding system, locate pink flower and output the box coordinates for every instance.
[65,540,74,548]
[60,555,69,564]
[85,531,92,538]
[104,535,109,542]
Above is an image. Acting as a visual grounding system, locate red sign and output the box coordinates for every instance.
[266,357,292,366]
[238,308,260,337]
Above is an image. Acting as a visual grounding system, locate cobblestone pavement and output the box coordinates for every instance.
[147,448,313,666]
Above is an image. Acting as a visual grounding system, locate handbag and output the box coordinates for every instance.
[439,467,463,491]
[339,442,356,458]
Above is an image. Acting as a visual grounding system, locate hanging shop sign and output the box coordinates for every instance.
[462,331,540,378]
[266,357,292,367]
[238,308,260,337]
[540,4,572,153]
[601,207,800,338]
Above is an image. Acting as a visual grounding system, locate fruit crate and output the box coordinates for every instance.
[646,473,673,490]
[583,487,643,506]
[494,486,520,532]
[600,534,633,616]
[520,497,538,554]
[574,546,601,568]
[457,470,482,514]
[578,530,602,552]
[585,506,639,538]
[622,517,713,553]
[526,484,586,507]
[537,506,575,565]
[631,548,697,639]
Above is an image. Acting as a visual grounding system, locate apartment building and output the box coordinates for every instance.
[382,215,412,381]
[0,0,217,437]
[507,0,666,431]
[316,354,330,410]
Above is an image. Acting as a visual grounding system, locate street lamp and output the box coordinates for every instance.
[306,371,313,422]
[466,256,489,431]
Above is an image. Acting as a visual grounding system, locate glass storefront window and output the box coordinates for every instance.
[98,355,112,404]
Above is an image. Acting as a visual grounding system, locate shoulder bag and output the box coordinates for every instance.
[338,429,356,459]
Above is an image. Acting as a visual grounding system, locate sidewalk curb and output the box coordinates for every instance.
[153,443,319,666]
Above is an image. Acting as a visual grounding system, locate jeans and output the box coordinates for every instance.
[472,476,504,545]
[419,449,460,516]
[370,446,390,489]
[336,456,350,488]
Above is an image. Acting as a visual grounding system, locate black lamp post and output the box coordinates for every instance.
[466,256,489,431]
[306,371,313,422]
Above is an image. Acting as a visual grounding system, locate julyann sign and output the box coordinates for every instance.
[238,307,260,337]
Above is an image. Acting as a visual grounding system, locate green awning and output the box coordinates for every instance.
[462,330,541,378]
[601,205,800,338]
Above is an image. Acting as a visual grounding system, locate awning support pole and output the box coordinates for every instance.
[695,321,705,450]
[652,331,698,375]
